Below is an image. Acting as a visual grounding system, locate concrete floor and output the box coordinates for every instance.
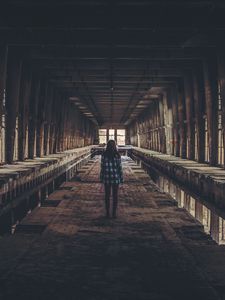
[0,156,225,300]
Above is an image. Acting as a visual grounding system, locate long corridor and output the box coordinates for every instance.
[0,157,225,300]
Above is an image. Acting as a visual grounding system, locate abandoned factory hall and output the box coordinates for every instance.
[2,1,225,299]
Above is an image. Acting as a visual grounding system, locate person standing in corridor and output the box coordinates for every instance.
[100,140,123,218]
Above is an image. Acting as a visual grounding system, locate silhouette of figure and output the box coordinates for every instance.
[100,140,123,218]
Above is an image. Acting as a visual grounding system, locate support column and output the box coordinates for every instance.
[163,91,172,155]
[184,70,195,160]
[158,95,166,153]
[36,80,47,157]
[217,50,225,167]
[125,128,130,145]
[5,48,23,163]
[0,45,7,112]
[59,96,67,152]
[177,80,186,158]
[170,87,179,157]
[43,85,53,155]
[28,75,41,159]
[56,95,63,152]
[106,129,109,142]
[49,92,58,154]
[0,45,8,163]
[18,65,32,161]
[193,66,205,163]
[203,55,218,166]
[114,129,117,144]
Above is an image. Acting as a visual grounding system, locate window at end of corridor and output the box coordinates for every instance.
[98,129,126,146]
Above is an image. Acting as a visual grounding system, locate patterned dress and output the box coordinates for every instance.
[100,154,123,185]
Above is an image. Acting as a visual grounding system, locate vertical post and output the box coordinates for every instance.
[0,45,8,163]
[170,86,179,156]
[184,70,195,160]
[36,80,47,157]
[163,91,172,155]
[158,95,166,153]
[217,50,225,167]
[63,100,69,150]
[125,127,129,145]
[59,96,67,152]
[192,66,205,163]
[28,75,41,159]
[203,55,218,166]
[0,45,7,105]
[49,93,58,154]
[55,94,63,153]
[5,47,23,163]
[18,64,32,161]
[106,128,109,142]
[114,128,117,144]
[177,79,186,158]
[43,84,53,155]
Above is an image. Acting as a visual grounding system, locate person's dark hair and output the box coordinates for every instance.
[104,140,120,159]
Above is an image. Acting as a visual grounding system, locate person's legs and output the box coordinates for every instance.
[104,184,111,217]
[112,184,119,218]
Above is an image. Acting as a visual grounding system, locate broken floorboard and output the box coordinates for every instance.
[0,156,225,299]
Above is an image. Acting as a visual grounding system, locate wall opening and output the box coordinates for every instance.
[99,129,107,144]
[98,129,126,145]
[117,129,125,145]
[109,129,115,140]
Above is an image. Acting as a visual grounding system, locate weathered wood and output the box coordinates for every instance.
[170,87,179,156]
[192,67,205,163]
[28,75,41,159]
[184,70,195,160]
[64,102,70,150]
[0,45,7,111]
[177,80,186,158]
[49,92,59,154]
[36,80,47,157]
[106,128,109,142]
[55,95,63,153]
[5,48,23,163]
[163,91,173,155]
[217,50,225,167]
[0,45,8,163]
[43,85,53,155]
[158,95,166,153]
[59,96,67,152]
[203,56,218,166]
[18,65,32,161]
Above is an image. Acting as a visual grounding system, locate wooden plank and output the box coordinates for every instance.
[36,80,47,157]
[54,94,63,153]
[0,45,8,163]
[184,70,195,160]
[177,80,186,158]
[203,56,218,166]
[163,91,173,155]
[28,74,41,159]
[43,84,53,155]
[192,67,205,163]
[158,95,166,153]
[18,64,32,161]
[49,92,58,154]
[170,87,179,156]
[217,50,225,167]
[59,96,67,152]
[5,48,23,163]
